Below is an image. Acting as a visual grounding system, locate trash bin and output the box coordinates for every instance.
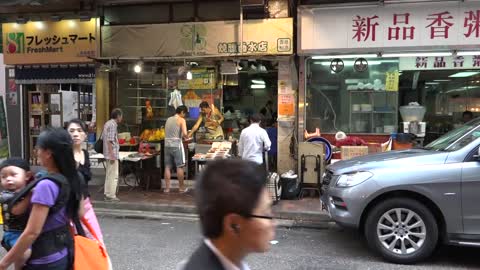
[280,172,299,200]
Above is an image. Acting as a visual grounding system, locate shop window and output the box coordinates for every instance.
[305,57,399,134]
[399,69,480,143]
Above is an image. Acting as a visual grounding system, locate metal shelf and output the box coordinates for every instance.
[127,97,167,100]
[349,90,398,93]
[125,88,167,90]
[123,105,166,109]
[352,111,396,114]
[349,89,398,133]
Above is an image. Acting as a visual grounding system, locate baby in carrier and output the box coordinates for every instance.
[0,158,34,270]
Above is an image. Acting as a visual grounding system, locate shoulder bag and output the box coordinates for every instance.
[72,217,110,270]
[94,129,103,154]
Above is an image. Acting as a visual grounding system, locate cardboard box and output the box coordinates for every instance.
[341,146,369,160]
[367,143,382,154]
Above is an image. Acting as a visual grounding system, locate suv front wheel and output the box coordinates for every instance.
[364,198,438,264]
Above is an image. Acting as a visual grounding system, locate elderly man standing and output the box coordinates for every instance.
[238,113,272,165]
[103,108,123,202]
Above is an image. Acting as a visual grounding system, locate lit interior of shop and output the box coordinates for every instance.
[305,56,480,145]
[112,59,278,143]
[399,70,480,143]
[104,59,279,177]
[24,82,94,164]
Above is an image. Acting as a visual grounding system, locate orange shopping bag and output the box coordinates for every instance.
[73,217,109,270]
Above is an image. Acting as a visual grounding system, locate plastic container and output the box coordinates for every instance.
[399,105,426,122]
[280,174,299,200]
[189,107,200,119]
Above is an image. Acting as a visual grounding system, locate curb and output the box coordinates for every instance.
[92,200,197,214]
[93,200,333,229]
[94,208,334,229]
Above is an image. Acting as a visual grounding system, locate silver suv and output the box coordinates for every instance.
[321,119,480,264]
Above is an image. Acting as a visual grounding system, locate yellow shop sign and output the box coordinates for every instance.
[3,19,97,64]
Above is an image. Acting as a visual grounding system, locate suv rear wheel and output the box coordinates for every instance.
[364,198,438,264]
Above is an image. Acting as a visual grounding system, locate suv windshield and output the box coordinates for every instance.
[425,118,480,151]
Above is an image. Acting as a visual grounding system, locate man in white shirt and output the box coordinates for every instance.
[238,114,272,165]
[181,160,276,270]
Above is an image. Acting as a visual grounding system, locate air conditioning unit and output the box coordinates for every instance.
[241,0,265,8]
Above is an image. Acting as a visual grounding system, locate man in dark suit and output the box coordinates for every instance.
[181,159,276,270]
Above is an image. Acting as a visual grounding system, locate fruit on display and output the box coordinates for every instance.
[140,127,165,141]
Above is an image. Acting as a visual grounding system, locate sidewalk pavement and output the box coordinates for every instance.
[89,168,332,229]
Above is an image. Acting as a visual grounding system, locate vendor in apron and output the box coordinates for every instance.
[188,101,224,140]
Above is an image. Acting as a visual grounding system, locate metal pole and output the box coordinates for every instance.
[240,0,243,56]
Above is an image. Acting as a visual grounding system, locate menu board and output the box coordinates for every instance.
[177,68,216,90]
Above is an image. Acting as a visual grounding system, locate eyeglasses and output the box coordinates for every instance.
[243,214,274,220]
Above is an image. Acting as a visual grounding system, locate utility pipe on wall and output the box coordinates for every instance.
[239,0,243,56]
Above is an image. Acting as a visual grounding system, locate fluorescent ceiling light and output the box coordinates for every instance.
[251,84,266,89]
[449,72,480,78]
[251,79,265,84]
[382,52,452,57]
[35,22,44,30]
[433,79,451,82]
[314,60,398,66]
[457,51,480,56]
[425,82,439,85]
[312,54,377,60]
[134,64,142,73]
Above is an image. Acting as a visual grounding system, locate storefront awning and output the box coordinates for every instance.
[15,65,96,84]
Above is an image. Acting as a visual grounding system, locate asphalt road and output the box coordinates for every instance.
[99,217,480,270]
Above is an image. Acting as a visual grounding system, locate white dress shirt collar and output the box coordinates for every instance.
[204,239,251,270]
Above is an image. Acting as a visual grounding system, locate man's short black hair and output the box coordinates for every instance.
[195,159,267,239]
[110,108,123,119]
[199,101,210,109]
[176,105,188,114]
[250,113,263,123]
[463,110,473,118]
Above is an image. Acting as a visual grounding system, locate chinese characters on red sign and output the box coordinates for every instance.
[352,9,480,42]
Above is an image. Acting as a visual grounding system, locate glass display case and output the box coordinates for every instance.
[117,70,168,125]
[349,90,398,133]
[305,57,399,134]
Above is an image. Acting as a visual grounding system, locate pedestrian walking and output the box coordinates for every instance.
[103,108,123,202]
[163,105,189,193]
[0,128,84,270]
[0,158,34,270]
[238,113,272,165]
[67,119,104,244]
[181,159,276,270]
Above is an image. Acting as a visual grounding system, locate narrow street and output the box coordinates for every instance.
[100,217,480,270]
